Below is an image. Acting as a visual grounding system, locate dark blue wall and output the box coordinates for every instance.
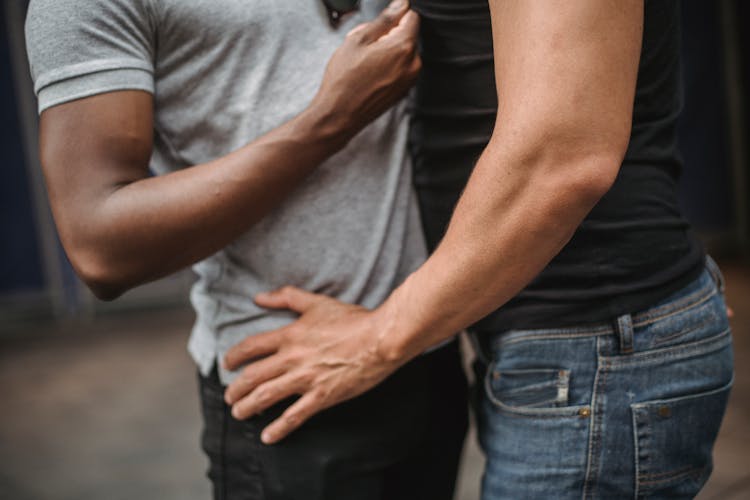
[677,0,735,232]
[0,9,45,294]
[0,0,744,301]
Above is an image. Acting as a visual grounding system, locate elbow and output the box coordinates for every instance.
[86,281,126,302]
[563,151,622,207]
[520,137,625,210]
[79,265,128,302]
[488,116,629,209]
[68,248,129,301]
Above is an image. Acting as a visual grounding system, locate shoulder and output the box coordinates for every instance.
[26,0,158,114]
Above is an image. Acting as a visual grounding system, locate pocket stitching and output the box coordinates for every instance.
[631,377,734,411]
[640,465,701,481]
[490,369,570,401]
[497,329,610,349]
[484,365,585,418]
[650,316,716,348]
[632,285,716,328]
[602,328,731,368]
[492,369,569,396]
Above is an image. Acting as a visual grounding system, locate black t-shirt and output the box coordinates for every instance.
[409,0,705,331]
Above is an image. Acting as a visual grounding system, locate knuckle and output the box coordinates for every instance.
[379,12,397,26]
[232,403,247,420]
[255,389,271,404]
[398,40,414,57]
[410,58,422,76]
[283,357,300,373]
[284,324,300,337]
[282,350,298,365]
[240,369,255,386]
[284,412,301,426]
[239,342,255,357]
[297,369,315,386]
[310,390,326,404]
[350,31,367,45]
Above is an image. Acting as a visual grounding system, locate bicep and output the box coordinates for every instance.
[488,0,643,155]
[39,90,153,245]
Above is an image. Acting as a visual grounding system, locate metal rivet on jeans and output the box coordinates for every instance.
[492,371,501,380]
[658,406,671,418]
[578,407,591,418]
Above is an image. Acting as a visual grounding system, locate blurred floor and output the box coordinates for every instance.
[0,260,748,500]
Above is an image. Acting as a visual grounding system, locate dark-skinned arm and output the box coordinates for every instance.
[39,2,420,300]
[223,0,643,444]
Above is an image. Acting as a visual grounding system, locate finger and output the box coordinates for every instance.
[230,373,305,421]
[254,286,323,313]
[346,23,368,39]
[408,52,423,77]
[356,0,409,44]
[378,9,420,45]
[727,306,734,319]
[223,329,286,371]
[224,354,290,405]
[260,390,327,444]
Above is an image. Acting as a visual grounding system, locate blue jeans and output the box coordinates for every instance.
[472,257,734,499]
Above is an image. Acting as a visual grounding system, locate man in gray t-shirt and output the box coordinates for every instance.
[25,0,468,498]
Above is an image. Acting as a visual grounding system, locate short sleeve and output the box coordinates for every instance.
[25,0,157,114]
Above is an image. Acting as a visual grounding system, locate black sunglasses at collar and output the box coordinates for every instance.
[321,0,361,28]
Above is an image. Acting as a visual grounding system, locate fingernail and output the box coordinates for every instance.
[261,431,273,444]
[389,0,406,11]
[231,406,241,419]
[224,392,232,404]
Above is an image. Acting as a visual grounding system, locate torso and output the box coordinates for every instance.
[410,0,704,330]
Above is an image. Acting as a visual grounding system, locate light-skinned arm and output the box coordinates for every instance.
[223,0,644,444]
[38,1,420,300]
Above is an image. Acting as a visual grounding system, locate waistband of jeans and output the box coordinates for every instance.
[489,258,720,349]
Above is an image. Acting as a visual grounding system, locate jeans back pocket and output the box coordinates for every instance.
[632,380,732,498]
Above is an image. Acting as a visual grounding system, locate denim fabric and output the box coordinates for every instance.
[198,341,468,500]
[473,257,734,499]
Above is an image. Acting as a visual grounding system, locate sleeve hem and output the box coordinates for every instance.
[36,66,154,114]
[34,58,153,94]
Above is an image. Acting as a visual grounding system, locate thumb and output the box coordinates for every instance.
[255,286,322,313]
[351,0,409,44]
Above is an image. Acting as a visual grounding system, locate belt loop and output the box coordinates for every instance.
[468,329,491,366]
[615,313,634,354]
[705,255,726,294]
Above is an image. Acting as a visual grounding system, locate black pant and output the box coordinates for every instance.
[198,341,469,500]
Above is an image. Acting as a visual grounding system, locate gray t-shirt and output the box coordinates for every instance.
[26,0,427,383]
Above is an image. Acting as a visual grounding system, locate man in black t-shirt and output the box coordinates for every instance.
[224,1,734,497]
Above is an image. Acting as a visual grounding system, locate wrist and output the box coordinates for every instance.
[371,276,431,365]
[302,95,356,150]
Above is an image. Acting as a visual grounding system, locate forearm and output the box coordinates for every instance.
[218,132,625,442]
[40,3,422,300]
[217,0,643,444]
[70,102,349,299]
[371,0,642,362]
[374,140,620,361]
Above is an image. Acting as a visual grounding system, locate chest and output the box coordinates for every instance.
[154,0,384,60]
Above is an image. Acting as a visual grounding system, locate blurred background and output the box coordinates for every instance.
[1,0,749,499]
